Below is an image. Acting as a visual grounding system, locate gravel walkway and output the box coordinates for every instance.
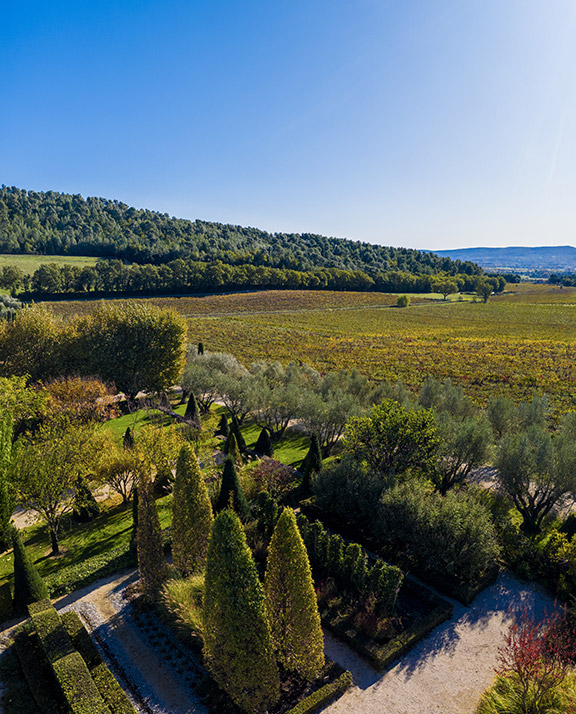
[323,571,557,714]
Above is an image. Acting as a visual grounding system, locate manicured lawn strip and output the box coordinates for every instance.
[61,611,137,714]
[321,577,453,671]
[0,645,42,714]
[0,495,172,590]
[286,671,353,714]
[13,630,64,714]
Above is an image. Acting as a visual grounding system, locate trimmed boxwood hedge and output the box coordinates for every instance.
[61,611,137,714]
[52,652,110,714]
[30,607,75,663]
[13,630,64,714]
[286,671,353,714]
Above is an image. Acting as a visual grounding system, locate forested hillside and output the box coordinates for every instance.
[0,186,481,276]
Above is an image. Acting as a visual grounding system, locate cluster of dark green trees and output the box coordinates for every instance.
[0,187,482,279]
[136,443,325,713]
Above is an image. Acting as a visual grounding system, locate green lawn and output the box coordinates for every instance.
[0,254,101,276]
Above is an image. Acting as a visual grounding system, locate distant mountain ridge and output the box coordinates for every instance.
[433,246,576,273]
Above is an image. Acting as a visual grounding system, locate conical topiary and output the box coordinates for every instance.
[172,444,214,575]
[230,416,247,452]
[264,508,324,680]
[137,475,168,599]
[12,529,48,612]
[184,393,201,427]
[216,456,250,520]
[216,413,229,438]
[72,476,100,523]
[0,415,15,553]
[224,432,242,464]
[301,434,322,490]
[203,510,280,713]
[254,428,273,457]
[123,426,134,450]
[197,342,204,355]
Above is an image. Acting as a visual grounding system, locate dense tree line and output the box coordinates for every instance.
[0,186,483,280]
[1,258,495,299]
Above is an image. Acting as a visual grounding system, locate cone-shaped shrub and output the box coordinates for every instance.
[197,342,204,355]
[254,428,273,458]
[224,432,242,464]
[216,414,229,438]
[184,393,200,426]
[172,444,214,575]
[301,434,322,490]
[12,529,48,611]
[72,476,100,523]
[265,508,324,681]
[203,510,279,713]
[327,533,345,579]
[230,416,247,452]
[123,426,134,450]
[137,475,168,599]
[216,456,250,520]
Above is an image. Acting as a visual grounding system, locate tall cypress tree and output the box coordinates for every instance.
[129,486,139,553]
[172,444,214,575]
[216,413,229,438]
[216,456,250,521]
[12,529,48,612]
[265,508,324,681]
[301,434,322,490]
[184,393,200,427]
[136,475,168,599]
[123,426,134,450]
[254,428,273,457]
[230,416,247,452]
[203,510,279,713]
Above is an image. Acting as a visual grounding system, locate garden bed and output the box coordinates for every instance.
[319,576,453,670]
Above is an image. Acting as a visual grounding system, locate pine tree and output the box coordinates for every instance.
[264,508,324,681]
[216,456,250,520]
[184,393,200,427]
[12,529,48,611]
[254,428,273,457]
[137,475,168,599]
[0,415,15,552]
[301,434,322,490]
[224,431,242,464]
[216,413,229,437]
[230,416,247,452]
[172,444,214,575]
[203,510,279,713]
[72,476,101,523]
[129,486,138,553]
[123,426,134,450]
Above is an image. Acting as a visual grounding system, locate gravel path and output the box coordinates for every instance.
[322,571,557,714]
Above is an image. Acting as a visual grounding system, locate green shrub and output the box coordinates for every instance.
[172,444,214,575]
[396,295,410,308]
[0,581,12,622]
[254,428,273,457]
[376,480,500,588]
[162,574,205,637]
[476,672,576,714]
[30,606,75,663]
[265,508,324,681]
[13,630,64,714]
[1,641,47,714]
[12,529,48,612]
[286,671,353,714]
[137,475,168,600]
[72,476,101,523]
[215,456,250,520]
[51,652,110,714]
[203,510,279,713]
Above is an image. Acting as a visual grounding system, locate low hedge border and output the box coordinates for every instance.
[61,610,137,714]
[29,606,75,663]
[13,630,64,714]
[0,644,42,714]
[286,671,353,714]
[321,577,453,671]
[52,652,110,714]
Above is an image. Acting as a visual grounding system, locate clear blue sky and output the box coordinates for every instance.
[2,1,576,250]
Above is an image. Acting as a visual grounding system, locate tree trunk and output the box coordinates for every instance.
[50,527,60,556]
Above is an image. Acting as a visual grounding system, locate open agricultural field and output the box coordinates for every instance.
[44,285,576,415]
[0,253,100,274]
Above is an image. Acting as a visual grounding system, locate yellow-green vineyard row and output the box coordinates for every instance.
[46,285,576,415]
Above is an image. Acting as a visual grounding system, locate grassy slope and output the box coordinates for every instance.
[0,254,101,275]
